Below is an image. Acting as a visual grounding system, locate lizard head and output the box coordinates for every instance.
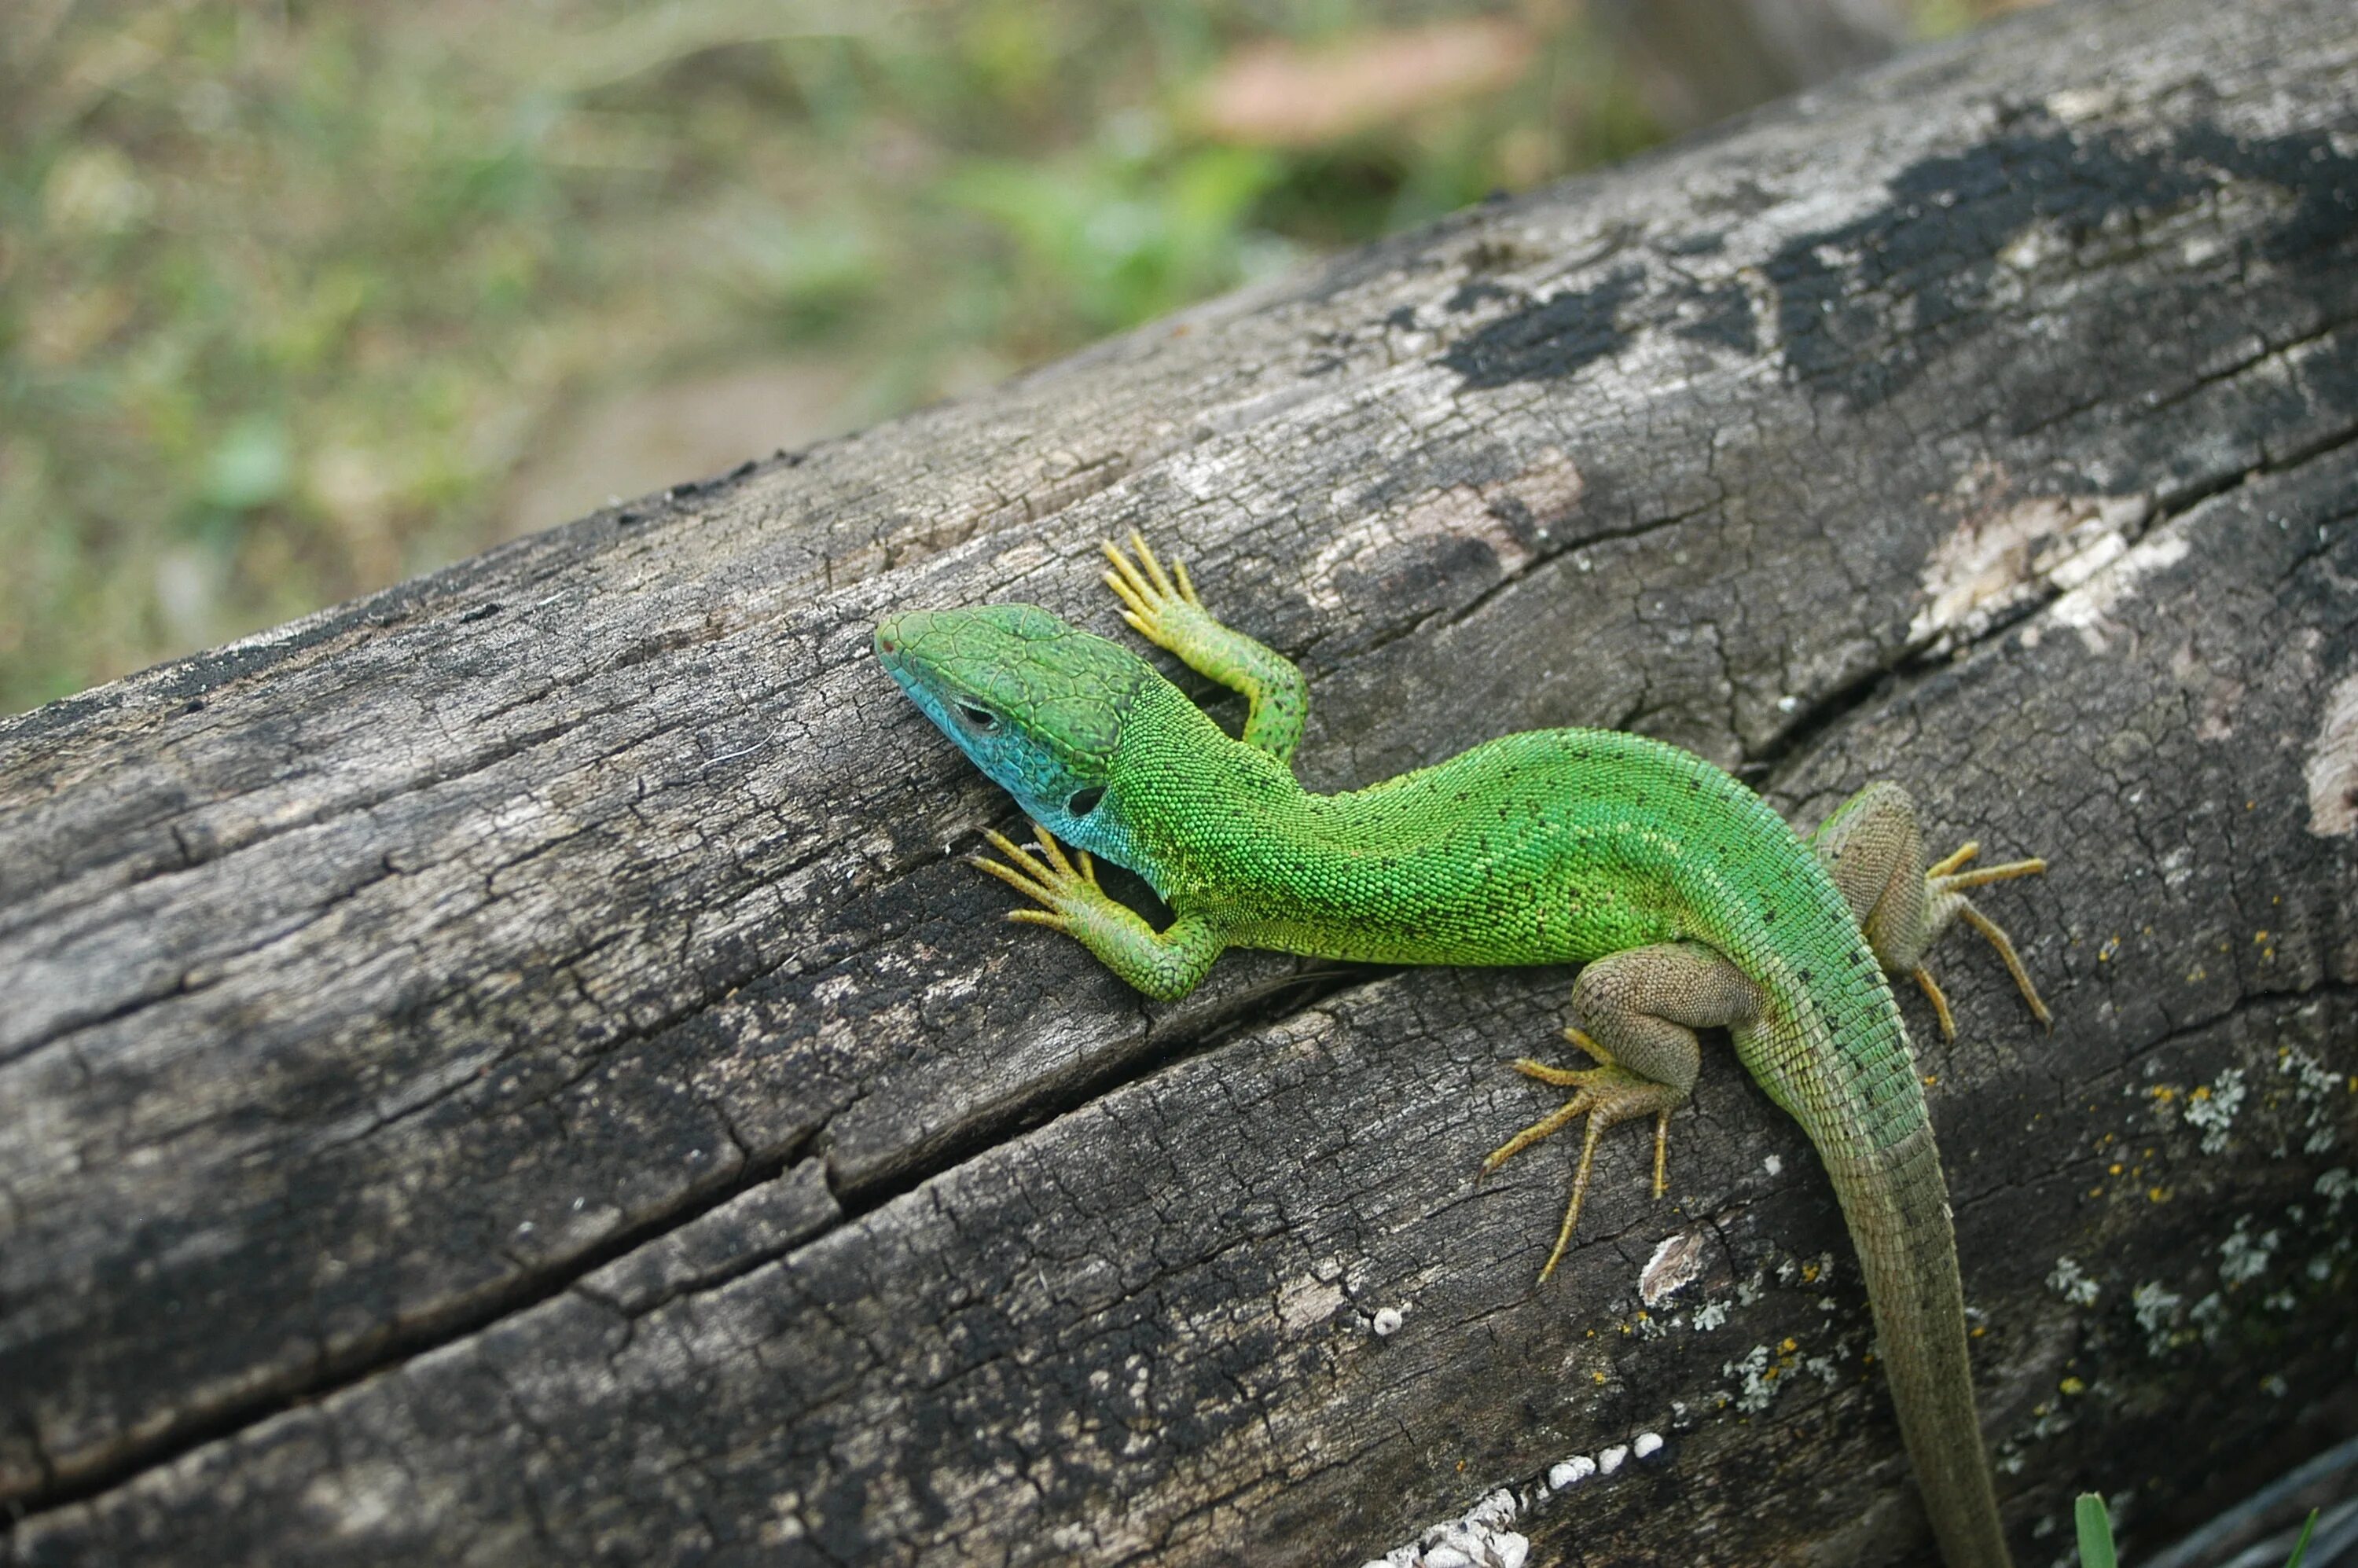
[875,604,1157,856]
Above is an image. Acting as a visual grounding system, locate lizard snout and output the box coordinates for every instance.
[872,610,938,666]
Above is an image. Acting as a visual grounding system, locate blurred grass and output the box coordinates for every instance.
[1,0,1991,714]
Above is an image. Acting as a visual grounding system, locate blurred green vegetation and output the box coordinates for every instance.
[0,0,1982,714]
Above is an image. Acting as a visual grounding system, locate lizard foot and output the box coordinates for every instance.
[966,822,1109,935]
[1481,1028,1685,1283]
[1097,529,1311,763]
[1101,531,1209,655]
[964,821,1228,1001]
[1916,842,2051,1038]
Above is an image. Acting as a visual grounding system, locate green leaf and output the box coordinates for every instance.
[2076,1493,2118,1568]
[2283,1507,2319,1568]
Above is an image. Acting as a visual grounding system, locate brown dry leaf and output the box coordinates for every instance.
[1192,17,1537,149]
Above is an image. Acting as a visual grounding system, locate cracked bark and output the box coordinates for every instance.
[5,0,2357,1562]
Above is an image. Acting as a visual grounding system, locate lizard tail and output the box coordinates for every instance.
[1820,1123,2013,1568]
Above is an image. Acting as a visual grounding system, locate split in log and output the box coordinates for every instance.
[3,0,2356,1562]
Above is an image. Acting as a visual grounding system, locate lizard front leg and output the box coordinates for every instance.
[968,824,1225,1002]
[1484,942,1762,1280]
[1100,533,1309,763]
[1809,780,2050,1040]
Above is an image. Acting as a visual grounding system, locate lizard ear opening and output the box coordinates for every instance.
[954,702,999,733]
[1067,786,1105,817]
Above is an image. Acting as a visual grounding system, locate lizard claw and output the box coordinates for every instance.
[967,822,1101,935]
[1102,531,1207,655]
[1482,1049,1683,1283]
[1922,842,2052,1032]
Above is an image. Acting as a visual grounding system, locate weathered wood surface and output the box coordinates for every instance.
[5,1,2357,1562]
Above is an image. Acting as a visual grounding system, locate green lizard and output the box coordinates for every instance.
[875,534,2051,1568]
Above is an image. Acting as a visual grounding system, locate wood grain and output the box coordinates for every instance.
[5,1,2356,1560]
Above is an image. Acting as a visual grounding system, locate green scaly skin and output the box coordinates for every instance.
[875,534,2051,1568]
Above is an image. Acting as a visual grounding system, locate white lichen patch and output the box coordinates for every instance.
[2319,1168,2355,1212]
[2217,1218,2280,1287]
[2132,1281,2184,1357]
[1528,1424,1671,1507]
[1365,1486,1530,1568]
[1547,1455,1596,1491]
[1908,488,2154,655]
[1640,1231,1708,1308]
[2047,1255,2100,1306]
[2022,1402,2076,1448]
[1775,1251,1835,1287]
[1762,1153,1783,1177]
[1723,1344,1780,1412]
[2279,1047,2344,1154]
[1371,1305,1406,1338]
[1691,1299,1731,1332]
[2305,670,2358,837]
[2182,1067,2246,1155]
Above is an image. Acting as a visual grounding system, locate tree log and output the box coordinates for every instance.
[6,1,2356,1562]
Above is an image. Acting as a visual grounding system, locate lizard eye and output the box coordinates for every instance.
[954,702,998,732]
[1067,786,1104,817]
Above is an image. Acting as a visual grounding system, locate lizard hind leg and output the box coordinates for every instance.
[1809,780,2051,1038]
[1481,942,1759,1282]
